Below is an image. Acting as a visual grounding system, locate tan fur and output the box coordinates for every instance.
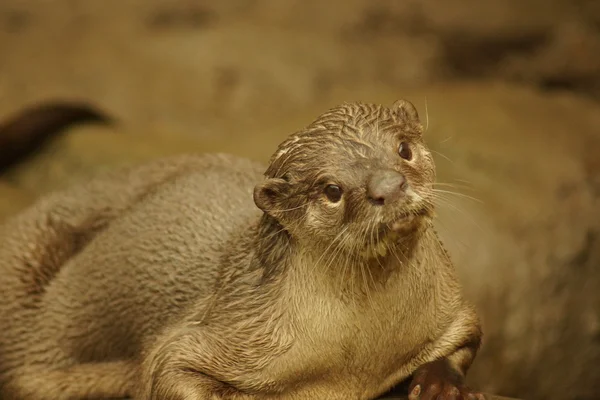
[0,101,481,399]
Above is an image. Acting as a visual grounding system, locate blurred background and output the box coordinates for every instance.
[0,1,599,399]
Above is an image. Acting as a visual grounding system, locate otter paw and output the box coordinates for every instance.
[408,359,485,400]
[408,382,485,400]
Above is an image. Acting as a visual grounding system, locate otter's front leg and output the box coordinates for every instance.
[408,321,484,400]
[138,367,253,400]
[136,327,269,400]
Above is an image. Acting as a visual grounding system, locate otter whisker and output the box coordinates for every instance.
[350,235,359,310]
[374,218,386,273]
[312,225,350,275]
[335,238,352,297]
[429,195,490,236]
[428,194,471,215]
[367,254,378,287]
[364,218,377,293]
[362,219,383,309]
[429,195,464,209]
[368,217,376,259]
[261,228,287,242]
[434,222,470,255]
[424,96,429,133]
[339,220,371,302]
[433,182,475,190]
[358,255,372,307]
[428,191,475,210]
[430,150,455,165]
[389,241,405,268]
[323,226,360,301]
[426,195,476,218]
[328,229,353,275]
[332,228,357,300]
[345,223,365,296]
[370,224,387,309]
[454,177,474,185]
[432,189,483,204]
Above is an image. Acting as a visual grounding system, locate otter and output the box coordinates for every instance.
[0,100,484,400]
[0,100,112,173]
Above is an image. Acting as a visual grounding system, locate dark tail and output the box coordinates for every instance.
[0,100,114,173]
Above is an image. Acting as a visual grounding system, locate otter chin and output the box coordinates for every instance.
[387,206,432,232]
[358,206,431,260]
[388,212,423,233]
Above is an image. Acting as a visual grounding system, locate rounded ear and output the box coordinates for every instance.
[393,99,420,123]
[253,178,291,214]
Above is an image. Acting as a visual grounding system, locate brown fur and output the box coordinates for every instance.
[0,100,481,399]
[0,100,112,173]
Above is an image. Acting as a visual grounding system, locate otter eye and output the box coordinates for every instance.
[398,142,412,161]
[324,184,343,203]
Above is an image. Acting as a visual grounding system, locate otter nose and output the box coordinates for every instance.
[367,170,407,205]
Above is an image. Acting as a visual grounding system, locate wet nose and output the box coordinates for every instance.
[367,170,407,205]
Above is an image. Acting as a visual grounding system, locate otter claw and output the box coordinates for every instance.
[408,384,421,400]
[408,359,485,400]
[408,382,484,400]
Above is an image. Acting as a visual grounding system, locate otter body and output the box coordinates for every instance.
[0,101,482,400]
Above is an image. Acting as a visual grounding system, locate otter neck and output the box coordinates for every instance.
[300,224,433,297]
[251,215,434,296]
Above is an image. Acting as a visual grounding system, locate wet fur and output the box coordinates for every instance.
[0,101,481,399]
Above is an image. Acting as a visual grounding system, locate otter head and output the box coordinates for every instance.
[253,100,435,259]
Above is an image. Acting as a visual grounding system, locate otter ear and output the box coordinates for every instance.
[253,178,291,214]
[393,99,420,124]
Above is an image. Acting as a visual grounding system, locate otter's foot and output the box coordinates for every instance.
[407,358,484,400]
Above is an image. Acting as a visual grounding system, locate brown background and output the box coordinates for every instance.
[1,1,599,399]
